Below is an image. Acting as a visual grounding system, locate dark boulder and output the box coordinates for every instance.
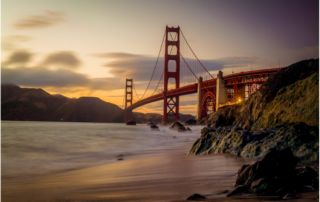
[233,148,300,196]
[227,185,248,197]
[186,193,206,200]
[236,148,298,186]
[150,125,160,131]
[185,119,197,125]
[231,148,319,197]
[147,122,156,126]
[170,122,186,131]
[186,127,192,131]
[312,177,319,190]
[126,120,136,125]
[238,164,250,175]
[283,193,300,200]
[200,127,215,137]
[178,127,187,132]
[296,166,319,185]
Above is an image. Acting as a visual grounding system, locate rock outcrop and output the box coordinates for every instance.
[188,59,319,164]
[170,122,186,131]
[188,122,318,164]
[150,125,160,131]
[228,149,318,197]
[186,193,206,200]
[126,120,136,125]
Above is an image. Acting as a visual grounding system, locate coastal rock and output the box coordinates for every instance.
[185,119,197,125]
[186,193,206,200]
[236,148,298,189]
[296,166,319,185]
[170,122,186,131]
[312,177,319,190]
[188,122,319,164]
[126,120,136,125]
[283,193,300,200]
[178,127,187,132]
[227,185,248,197]
[229,149,319,197]
[186,127,192,131]
[150,125,160,131]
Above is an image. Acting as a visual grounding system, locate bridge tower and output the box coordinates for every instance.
[124,78,134,122]
[163,26,180,123]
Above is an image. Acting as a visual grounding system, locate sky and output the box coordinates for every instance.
[1,0,319,115]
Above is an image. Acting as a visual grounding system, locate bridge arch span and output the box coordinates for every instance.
[200,91,216,120]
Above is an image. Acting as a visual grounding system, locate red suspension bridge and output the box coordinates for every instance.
[124,26,281,123]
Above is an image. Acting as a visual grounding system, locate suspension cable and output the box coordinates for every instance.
[139,31,166,100]
[122,89,125,109]
[180,29,214,79]
[169,32,198,80]
[152,71,164,96]
[132,82,141,100]
[151,33,177,96]
[180,53,198,80]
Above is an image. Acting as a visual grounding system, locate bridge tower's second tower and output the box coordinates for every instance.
[163,26,180,123]
[124,78,134,122]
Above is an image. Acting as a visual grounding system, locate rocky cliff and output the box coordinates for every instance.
[200,59,319,130]
[189,59,319,164]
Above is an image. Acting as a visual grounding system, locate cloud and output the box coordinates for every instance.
[90,52,139,59]
[42,51,81,68]
[1,66,122,91]
[14,10,65,29]
[3,50,33,65]
[9,35,32,42]
[93,52,258,87]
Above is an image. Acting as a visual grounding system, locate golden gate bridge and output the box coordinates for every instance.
[123,26,281,123]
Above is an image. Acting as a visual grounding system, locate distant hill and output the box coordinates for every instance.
[1,84,195,123]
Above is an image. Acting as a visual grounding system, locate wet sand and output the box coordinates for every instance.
[2,141,318,202]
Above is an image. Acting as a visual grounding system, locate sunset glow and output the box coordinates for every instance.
[2,0,318,115]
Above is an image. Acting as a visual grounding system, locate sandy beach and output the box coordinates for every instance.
[2,139,317,202]
[2,140,250,202]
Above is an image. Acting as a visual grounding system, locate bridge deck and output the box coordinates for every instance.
[126,68,282,111]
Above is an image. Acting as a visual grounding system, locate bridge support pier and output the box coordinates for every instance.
[196,77,203,120]
[124,78,134,123]
[124,109,134,123]
[216,71,228,110]
[162,26,180,123]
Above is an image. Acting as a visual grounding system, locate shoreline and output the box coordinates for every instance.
[2,140,257,202]
[2,124,318,202]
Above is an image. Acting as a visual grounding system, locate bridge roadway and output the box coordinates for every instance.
[126,68,282,113]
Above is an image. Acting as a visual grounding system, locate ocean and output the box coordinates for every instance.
[1,121,202,179]
[2,121,255,202]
